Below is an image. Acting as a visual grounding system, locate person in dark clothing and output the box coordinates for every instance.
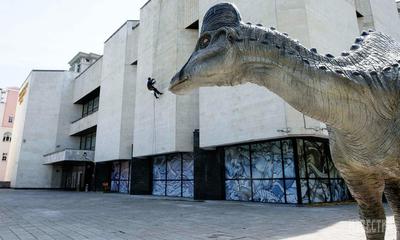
[147,77,163,99]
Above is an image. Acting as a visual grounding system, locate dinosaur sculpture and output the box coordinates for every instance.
[169,3,400,240]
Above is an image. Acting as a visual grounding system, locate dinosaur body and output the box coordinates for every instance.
[169,3,400,240]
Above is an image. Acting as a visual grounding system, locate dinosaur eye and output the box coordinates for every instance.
[227,34,234,43]
[199,35,211,49]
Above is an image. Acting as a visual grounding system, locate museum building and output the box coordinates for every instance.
[5,0,400,204]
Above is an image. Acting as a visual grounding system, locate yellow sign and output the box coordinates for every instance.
[18,83,28,104]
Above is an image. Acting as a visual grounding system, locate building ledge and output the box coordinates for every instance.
[70,111,98,136]
[44,149,95,165]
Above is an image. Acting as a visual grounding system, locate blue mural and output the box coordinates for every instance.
[111,162,120,180]
[225,180,252,201]
[166,181,181,197]
[285,179,298,203]
[110,161,130,194]
[152,153,194,198]
[301,180,309,203]
[282,140,295,178]
[182,153,194,180]
[120,161,130,181]
[152,181,165,196]
[225,140,300,204]
[182,181,194,198]
[296,139,350,203]
[251,142,282,179]
[308,179,331,203]
[331,179,349,201]
[252,180,285,203]
[111,181,119,192]
[225,146,251,179]
[119,181,129,193]
[167,154,181,180]
[153,156,166,180]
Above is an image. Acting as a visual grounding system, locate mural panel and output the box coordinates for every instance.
[152,181,165,196]
[251,142,282,179]
[331,179,349,201]
[225,180,252,201]
[285,179,298,203]
[252,180,285,203]
[308,179,331,203]
[304,140,329,179]
[167,154,181,180]
[111,181,119,192]
[282,140,295,178]
[225,145,250,179]
[182,153,194,180]
[182,181,194,198]
[110,161,130,193]
[153,156,166,180]
[152,153,194,198]
[111,161,120,180]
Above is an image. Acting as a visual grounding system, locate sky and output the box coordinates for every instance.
[0,0,148,88]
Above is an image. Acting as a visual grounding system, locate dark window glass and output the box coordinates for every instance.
[82,104,88,117]
[91,133,96,150]
[81,95,99,118]
[87,100,94,114]
[79,132,96,151]
[93,97,99,111]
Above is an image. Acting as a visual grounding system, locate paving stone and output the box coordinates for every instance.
[0,190,396,239]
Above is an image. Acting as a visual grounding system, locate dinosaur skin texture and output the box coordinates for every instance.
[169,3,400,240]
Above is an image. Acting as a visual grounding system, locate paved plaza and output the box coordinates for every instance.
[0,190,396,240]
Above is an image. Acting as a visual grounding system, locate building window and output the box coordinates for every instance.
[79,132,96,151]
[2,132,11,142]
[8,116,14,123]
[223,138,350,204]
[152,153,194,198]
[2,153,7,161]
[82,96,99,118]
[110,161,131,194]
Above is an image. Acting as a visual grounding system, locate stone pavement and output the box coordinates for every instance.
[0,190,396,240]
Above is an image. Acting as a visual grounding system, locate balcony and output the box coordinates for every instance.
[43,149,95,165]
[70,111,97,135]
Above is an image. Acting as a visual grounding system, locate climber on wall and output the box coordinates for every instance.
[147,77,163,99]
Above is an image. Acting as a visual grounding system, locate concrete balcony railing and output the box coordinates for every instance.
[70,111,97,135]
[43,149,95,165]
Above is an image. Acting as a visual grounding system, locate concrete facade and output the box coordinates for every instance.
[133,0,199,157]
[4,0,400,197]
[96,21,138,162]
[6,71,76,188]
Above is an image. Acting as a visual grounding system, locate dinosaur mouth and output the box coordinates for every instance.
[169,72,191,94]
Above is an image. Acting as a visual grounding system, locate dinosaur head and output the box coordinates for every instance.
[169,3,245,94]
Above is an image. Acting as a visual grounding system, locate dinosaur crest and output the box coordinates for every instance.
[201,3,242,33]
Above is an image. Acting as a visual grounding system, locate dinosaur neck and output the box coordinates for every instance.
[237,28,371,130]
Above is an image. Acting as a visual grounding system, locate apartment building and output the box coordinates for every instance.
[0,87,18,185]
[5,0,400,204]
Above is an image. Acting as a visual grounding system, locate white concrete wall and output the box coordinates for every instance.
[133,0,198,157]
[6,71,73,188]
[56,72,80,150]
[95,21,138,162]
[73,58,102,103]
[369,0,400,41]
